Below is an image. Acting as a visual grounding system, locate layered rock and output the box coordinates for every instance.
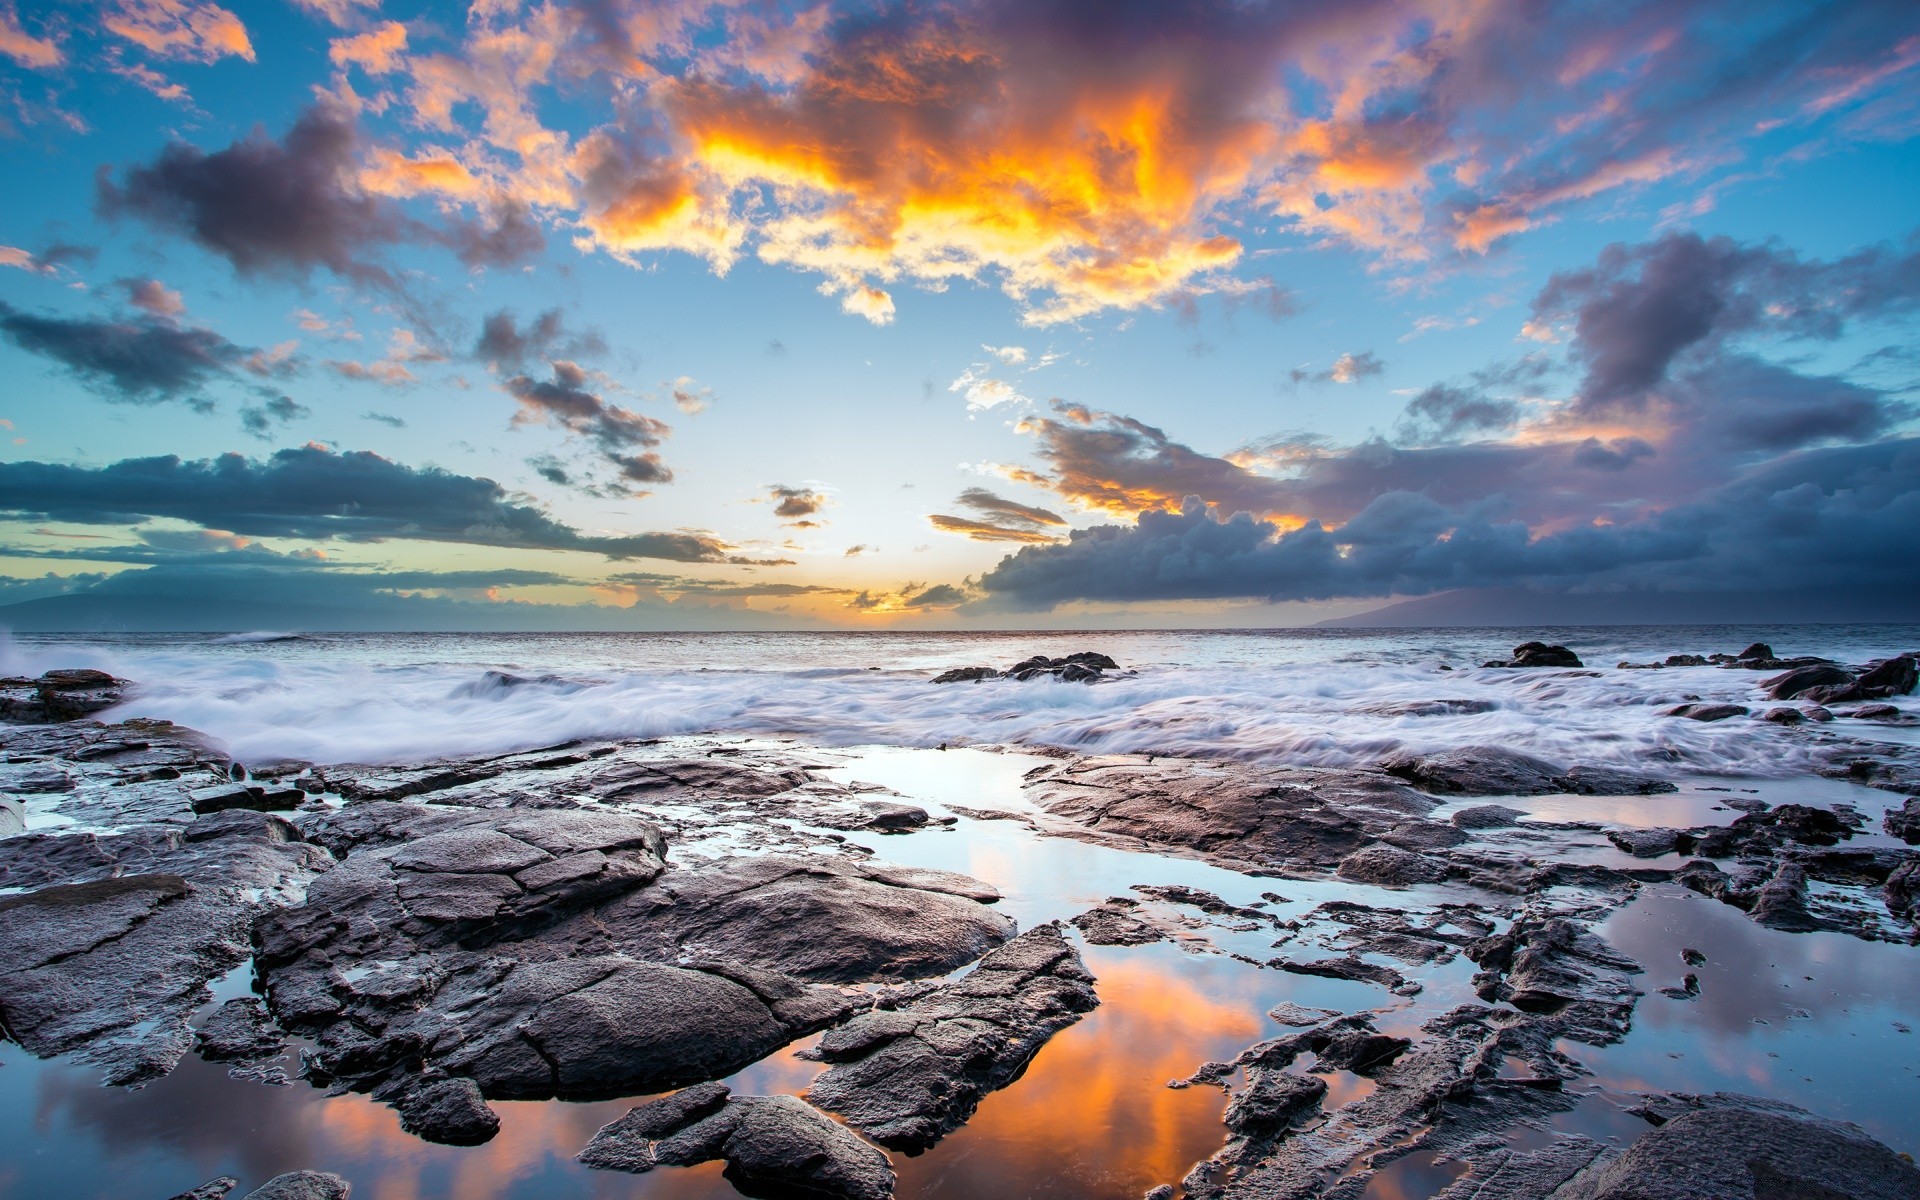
[806,923,1098,1151]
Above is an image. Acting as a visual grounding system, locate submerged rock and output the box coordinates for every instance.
[580,1085,895,1200]
[1764,663,1855,700]
[807,923,1098,1151]
[1662,702,1748,722]
[933,651,1119,685]
[393,1077,500,1146]
[1554,1093,1920,1200]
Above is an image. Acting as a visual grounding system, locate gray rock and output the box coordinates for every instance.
[1382,747,1671,797]
[1027,755,1433,874]
[584,853,1014,983]
[580,1086,894,1200]
[1431,1138,1609,1199]
[1336,845,1450,886]
[196,997,286,1063]
[1662,703,1748,722]
[1605,827,1687,858]
[931,666,1000,683]
[1491,642,1583,668]
[241,1173,352,1200]
[1759,706,1804,724]
[167,1179,240,1200]
[1764,663,1854,700]
[1451,804,1528,829]
[0,818,329,1085]
[1071,900,1166,946]
[0,669,124,723]
[807,923,1098,1151]
[394,1077,500,1146]
[1312,1031,1411,1074]
[1552,1093,1920,1199]
[189,782,306,815]
[1224,1069,1326,1136]
[1885,797,1920,845]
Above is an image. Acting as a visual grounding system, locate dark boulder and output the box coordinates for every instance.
[1759,706,1803,725]
[1553,1093,1920,1200]
[0,669,125,723]
[931,667,999,684]
[1764,663,1855,700]
[1450,803,1528,829]
[806,923,1098,1151]
[1857,654,1918,696]
[1223,1069,1326,1137]
[1662,703,1748,722]
[1312,1031,1411,1075]
[1382,747,1672,797]
[394,1077,500,1146]
[189,782,307,815]
[1335,845,1449,886]
[1488,642,1583,668]
[580,1086,894,1200]
[1736,643,1774,661]
[167,1180,240,1200]
[1885,798,1920,845]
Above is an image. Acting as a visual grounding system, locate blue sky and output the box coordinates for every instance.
[0,0,1916,628]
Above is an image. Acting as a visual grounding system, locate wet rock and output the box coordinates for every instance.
[196,997,286,1064]
[1382,747,1672,797]
[1858,654,1919,696]
[1662,702,1749,722]
[394,1077,500,1146]
[1451,804,1528,829]
[1313,1031,1411,1074]
[168,1179,240,1200]
[1736,642,1774,661]
[1759,706,1804,724]
[1853,702,1904,720]
[1273,956,1408,990]
[580,1086,894,1200]
[1885,858,1920,916]
[1554,1092,1920,1200]
[1764,802,1855,845]
[241,1173,352,1200]
[189,782,307,815]
[1885,798,1920,844]
[0,668,125,723]
[1356,698,1499,717]
[1487,642,1583,669]
[1267,1002,1341,1027]
[0,794,22,837]
[1764,663,1855,700]
[1658,973,1700,1000]
[1071,900,1166,946]
[1027,754,1434,875]
[585,853,1013,983]
[1750,862,1818,931]
[1468,916,1642,1044]
[1605,827,1690,858]
[817,800,940,832]
[0,819,329,1085]
[253,807,883,1114]
[1336,845,1450,886]
[931,666,999,684]
[807,923,1098,1151]
[1430,1137,1609,1199]
[1223,1069,1326,1136]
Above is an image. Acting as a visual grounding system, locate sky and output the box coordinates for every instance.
[0,0,1916,630]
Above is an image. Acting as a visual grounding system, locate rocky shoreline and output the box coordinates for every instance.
[1,644,1918,1199]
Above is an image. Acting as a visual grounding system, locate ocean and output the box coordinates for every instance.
[5,624,1915,770]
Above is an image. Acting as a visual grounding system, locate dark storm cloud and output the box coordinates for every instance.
[1533,231,1920,410]
[504,361,673,488]
[0,446,757,563]
[606,571,853,599]
[928,487,1066,543]
[975,437,1920,608]
[446,200,546,268]
[903,583,968,608]
[0,301,274,402]
[95,104,417,286]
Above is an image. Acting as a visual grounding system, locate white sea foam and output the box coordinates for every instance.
[4,627,1910,771]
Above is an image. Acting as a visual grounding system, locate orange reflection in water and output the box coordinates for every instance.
[885,952,1267,1199]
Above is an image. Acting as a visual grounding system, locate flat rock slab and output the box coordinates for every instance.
[0,818,329,1086]
[580,853,1013,983]
[807,923,1098,1151]
[1025,755,1435,875]
[1554,1092,1920,1199]
[580,1083,895,1200]
[1383,747,1673,797]
[241,1173,352,1200]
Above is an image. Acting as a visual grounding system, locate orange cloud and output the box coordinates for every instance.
[0,5,61,68]
[331,20,408,75]
[104,0,253,63]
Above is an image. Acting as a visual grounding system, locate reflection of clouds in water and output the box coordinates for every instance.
[1591,886,1920,1150]
[891,950,1266,1199]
